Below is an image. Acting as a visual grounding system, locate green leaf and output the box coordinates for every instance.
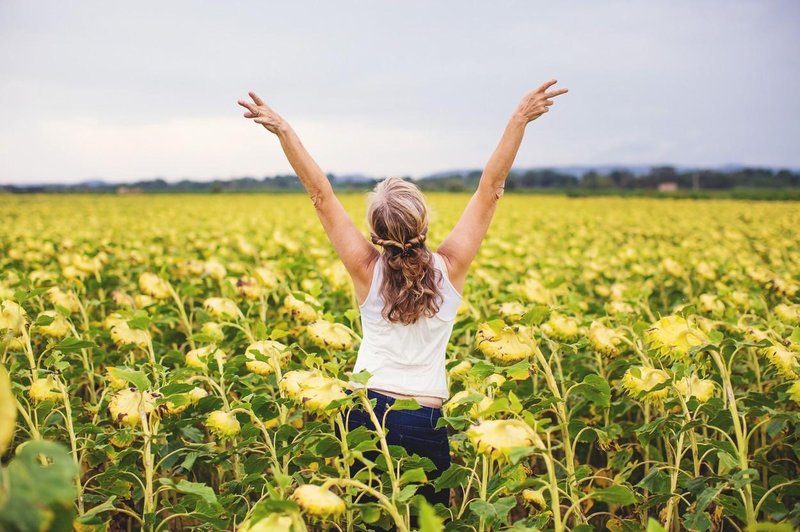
[349,369,372,386]
[589,485,637,505]
[0,440,78,532]
[417,497,444,531]
[646,517,667,532]
[53,337,96,352]
[109,366,151,390]
[522,305,550,325]
[390,399,422,411]
[571,373,610,408]
[269,328,289,341]
[468,496,516,526]
[486,319,506,334]
[174,479,219,505]
[400,467,427,486]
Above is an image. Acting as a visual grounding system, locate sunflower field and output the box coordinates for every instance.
[1,192,799,532]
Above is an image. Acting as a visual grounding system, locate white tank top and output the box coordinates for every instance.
[349,251,463,400]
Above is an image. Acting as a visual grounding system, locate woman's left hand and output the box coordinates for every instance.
[238,91,287,135]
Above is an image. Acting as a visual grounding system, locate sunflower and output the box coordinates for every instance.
[475,322,534,364]
[291,484,346,518]
[673,374,716,403]
[203,297,243,320]
[587,321,624,357]
[541,313,579,341]
[306,320,353,351]
[108,388,159,427]
[138,272,172,300]
[282,294,319,323]
[185,345,227,371]
[762,344,799,379]
[110,320,151,349]
[0,365,16,455]
[466,419,544,459]
[497,301,527,321]
[245,339,290,376]
[0,300,27,334]
[29,376,62,403]
[621,366,670,403]
[699,294,725,315]
[774,304,800,325]
[444,390,493,419]
[200,322,225,342]
[253,266,280,289]
[206,410,241,438]
[235,276,265,300]
[522,487,547,511]
[787,380,800,403]
[448,360,473,380]
[35,310,71,338]
[45,287,81,313]
[644,315,709,363]
[279,370,348,413]
[238,513,295,532]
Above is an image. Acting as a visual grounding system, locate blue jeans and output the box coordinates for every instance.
[339,389,451,527]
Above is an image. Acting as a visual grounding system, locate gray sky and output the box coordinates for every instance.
[1,1,798,184]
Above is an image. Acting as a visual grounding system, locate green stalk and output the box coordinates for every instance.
[710,349,755,527]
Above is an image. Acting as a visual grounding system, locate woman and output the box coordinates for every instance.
[237,79,568,519]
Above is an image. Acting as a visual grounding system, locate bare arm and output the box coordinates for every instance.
[437,79,568,293]
[238,92,378,299]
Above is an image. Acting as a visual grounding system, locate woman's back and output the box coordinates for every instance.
[350,251,463,400]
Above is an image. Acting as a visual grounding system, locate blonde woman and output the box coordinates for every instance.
[238,79,568,518]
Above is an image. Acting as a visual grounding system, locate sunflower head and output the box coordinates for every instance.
[587,321,623,357]
[206,410,241,439]
[138,272,172,299]
[673,374,715,403]
[466,419,544,460]
[761,344,799,379]
[282,294,319,323]
[108,388,159,427]
[541,313,579,341]
[29,376,62,403]
[522,487,547,511]
[475,322,534,364]
[0,300,27,334]
[291,484,346,518]
[245,339,290,376]
[35,310,71,338]
[620,366,670,404]
[306,320,354,351]
[644,315,709,363]
[203,297,243,320]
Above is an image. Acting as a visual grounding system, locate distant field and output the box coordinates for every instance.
[1,193,799,531]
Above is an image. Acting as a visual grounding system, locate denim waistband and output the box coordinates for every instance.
[346,388,442,412]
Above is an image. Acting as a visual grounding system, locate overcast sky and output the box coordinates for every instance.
[1,1,798,184]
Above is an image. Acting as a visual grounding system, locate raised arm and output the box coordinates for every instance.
[238,92,378,295]
[436,79,568,294]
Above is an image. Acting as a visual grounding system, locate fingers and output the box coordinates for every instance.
[543,99,554,106]
[535,79,558,93]
[544,87,569,99]
[249,91,265,106]
[238,99,257,113]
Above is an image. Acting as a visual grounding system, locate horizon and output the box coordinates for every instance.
[2,1,799,184]
[7,162,800,189]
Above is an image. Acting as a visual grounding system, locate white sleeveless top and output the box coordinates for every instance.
[349,252,463,400]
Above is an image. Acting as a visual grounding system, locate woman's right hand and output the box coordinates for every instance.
[513,79,568,124]
[238,91,289,135]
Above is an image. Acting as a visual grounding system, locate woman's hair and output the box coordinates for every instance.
[366,176,443,325]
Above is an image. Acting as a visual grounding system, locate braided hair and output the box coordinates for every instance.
[366,177,443,325]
